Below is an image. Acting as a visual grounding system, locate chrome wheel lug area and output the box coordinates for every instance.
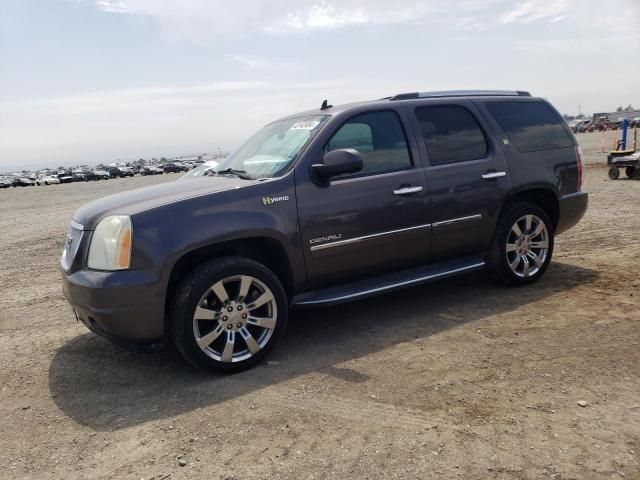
[215,300,250,332]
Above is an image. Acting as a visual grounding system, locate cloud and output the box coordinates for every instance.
[92,0,438,36]
[24,81,266,114]
[224,54,306,71]
[499,0,570,25]
[516,34,639,54]
[90,0,614,43]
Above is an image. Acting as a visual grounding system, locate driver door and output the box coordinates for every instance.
[296,110,432,288]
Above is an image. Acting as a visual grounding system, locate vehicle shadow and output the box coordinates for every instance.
[48,262,597,430]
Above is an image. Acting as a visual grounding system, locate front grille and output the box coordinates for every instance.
[61,221,84,271]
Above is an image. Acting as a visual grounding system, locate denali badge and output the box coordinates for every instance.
[262,195,289,206]
[310,234,342,245]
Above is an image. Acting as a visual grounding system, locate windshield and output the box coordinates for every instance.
[215,115,328,179]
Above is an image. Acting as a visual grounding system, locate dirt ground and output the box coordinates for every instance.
[0,130,639,479]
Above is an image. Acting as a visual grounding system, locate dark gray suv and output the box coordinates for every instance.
[61,90,588,372]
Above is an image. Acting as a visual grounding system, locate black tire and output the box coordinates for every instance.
[170,256,288,373]
[625,167,636,178]
[486,202,554,286]
[609,166,620,180]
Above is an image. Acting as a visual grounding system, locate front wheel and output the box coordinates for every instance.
[486,203,554,286]
[609,166,620,180]
[171,257,288,373]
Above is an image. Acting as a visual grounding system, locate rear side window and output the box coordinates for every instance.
[415,105,488,166]
[326,110,412,175]
[486,101,574,152]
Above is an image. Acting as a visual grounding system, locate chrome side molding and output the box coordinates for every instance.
[432,214,482,228]
[310,223,431,252]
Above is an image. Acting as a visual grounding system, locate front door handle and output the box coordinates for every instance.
[393,186,423,195]
[482,171,507,180]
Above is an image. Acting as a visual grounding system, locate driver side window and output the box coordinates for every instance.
[325,111,412,176]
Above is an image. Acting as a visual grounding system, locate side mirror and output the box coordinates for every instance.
[311,148,363,182]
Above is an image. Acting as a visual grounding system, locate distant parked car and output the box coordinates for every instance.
[36,175,61,186]
[93,170,110,180]
[77,170,98,181]
[163,162,189,173]
[12,177,34,187]
[57,173,77,184]
[140,165,164,176]
[0,178,12,188]
[107,167,134,178]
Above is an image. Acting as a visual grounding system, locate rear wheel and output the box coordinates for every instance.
[625,167,636,178]
[171,257,288,373]
[487,202,554,286]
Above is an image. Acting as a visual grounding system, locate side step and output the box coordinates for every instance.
[292,256,486,308]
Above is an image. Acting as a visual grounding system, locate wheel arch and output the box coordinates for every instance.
[163,236,295,333]
[498,187,559,230]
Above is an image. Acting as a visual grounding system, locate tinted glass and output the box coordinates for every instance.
[326,111,411,175]
[486,101,574,152]
[415,105,488,165]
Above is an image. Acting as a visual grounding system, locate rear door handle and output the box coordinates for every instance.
[482,171,507,180]
[393,186,423,195]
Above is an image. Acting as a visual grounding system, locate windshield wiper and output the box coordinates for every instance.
[212,168,253,180]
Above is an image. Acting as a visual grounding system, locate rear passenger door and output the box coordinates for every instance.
[410,101,511,260]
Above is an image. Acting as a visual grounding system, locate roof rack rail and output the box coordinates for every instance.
[389,90,531,101]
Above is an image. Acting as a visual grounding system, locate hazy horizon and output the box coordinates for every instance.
[1,0,639,171]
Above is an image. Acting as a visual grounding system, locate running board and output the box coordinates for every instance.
[292,256,485,308]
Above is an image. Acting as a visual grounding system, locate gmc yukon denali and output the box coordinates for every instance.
[61,90,588,372]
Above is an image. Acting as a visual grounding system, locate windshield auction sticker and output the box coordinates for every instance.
[290,121,320,131]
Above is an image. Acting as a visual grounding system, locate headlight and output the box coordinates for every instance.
[87,215,132,270]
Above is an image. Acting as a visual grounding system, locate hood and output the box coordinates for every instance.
[72,176,257,229]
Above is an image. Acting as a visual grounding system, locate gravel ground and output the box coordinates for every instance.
[0,131,639,479]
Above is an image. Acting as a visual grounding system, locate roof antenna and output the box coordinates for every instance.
[320,99,332,110]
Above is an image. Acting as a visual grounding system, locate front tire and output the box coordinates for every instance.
[170,257,288,373]
[486,202,554,286]
[609,166,620,180]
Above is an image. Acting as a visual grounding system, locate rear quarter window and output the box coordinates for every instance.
[415,105,488,166]
[486,101,574,153]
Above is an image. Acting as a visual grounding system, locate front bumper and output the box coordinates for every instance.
[62,267,166,349]
[556,191,588,235]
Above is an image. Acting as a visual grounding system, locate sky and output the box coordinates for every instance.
[0,0,638,170]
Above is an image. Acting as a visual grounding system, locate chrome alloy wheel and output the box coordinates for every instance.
[192,275,277,363]
[505,214,549,278]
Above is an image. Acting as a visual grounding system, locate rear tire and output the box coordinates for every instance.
[170,256,288,373]
[625,167,636,178]
[486,202,554,286]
